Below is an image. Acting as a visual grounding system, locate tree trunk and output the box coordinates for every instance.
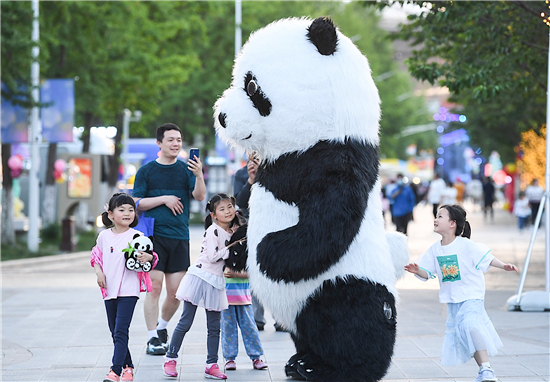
[107,113,123,189]
[82,111,93,153]
[41,143,58,226]
[1,144,15,244]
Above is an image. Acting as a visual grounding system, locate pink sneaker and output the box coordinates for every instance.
[163,359,178,378]
[253,359,268,370]
[121,366,133,381]
[204,363,227,379]
[224,360,236,370]
[103,369,120,382]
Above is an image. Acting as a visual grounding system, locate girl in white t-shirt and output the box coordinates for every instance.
[91,193,158,382]
[405,204,518,382]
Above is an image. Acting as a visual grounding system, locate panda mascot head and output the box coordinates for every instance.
[125,234,154,273]
[214,17,409,382]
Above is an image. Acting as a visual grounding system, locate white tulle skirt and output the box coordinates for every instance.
[176,274,228,312]
[440,299,503,366]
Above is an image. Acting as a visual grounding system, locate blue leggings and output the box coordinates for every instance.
[167,301,221,364]
[104,296,138,376]
[221,304,264,360]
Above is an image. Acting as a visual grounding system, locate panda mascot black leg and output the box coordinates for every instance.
[291,277,396,382]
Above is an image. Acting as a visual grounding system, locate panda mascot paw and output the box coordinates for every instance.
[214,16,409,382]
[124,234,154,273]
[224,224,248,272]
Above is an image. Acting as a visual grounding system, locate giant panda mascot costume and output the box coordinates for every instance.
[214,17,409,382]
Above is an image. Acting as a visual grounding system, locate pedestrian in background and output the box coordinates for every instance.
[525,179,544,225]
[427,173,446,218]
[91,193,158,382]
[482,178,496,222]
[390,173,416,235]
[441,180,458,206]
[514,191,531,232]
[404,204,518,382]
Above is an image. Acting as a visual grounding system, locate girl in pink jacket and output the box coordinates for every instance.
[163,193,243,380]
[91,193,158,382]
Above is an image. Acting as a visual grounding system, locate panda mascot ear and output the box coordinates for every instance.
[307,17,338,56]
[133,233,141,240]
[148,235,154,244]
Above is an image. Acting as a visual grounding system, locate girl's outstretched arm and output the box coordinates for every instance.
[490,258,519,272]
[404,263,429,280]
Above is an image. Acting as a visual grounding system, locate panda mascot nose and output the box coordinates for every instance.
[218,112,227,128]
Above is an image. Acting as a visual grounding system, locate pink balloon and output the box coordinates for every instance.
[10,169,21,178]
[54,159,66,172]
[53,170,62,179]
[8,156,22,171]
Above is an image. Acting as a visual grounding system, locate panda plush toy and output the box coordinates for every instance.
[124,233,154,273]
[214,17,409,382]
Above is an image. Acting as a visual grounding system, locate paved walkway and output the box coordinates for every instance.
[2,202,549,382]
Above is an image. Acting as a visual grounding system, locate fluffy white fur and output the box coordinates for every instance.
[214,17,380,163]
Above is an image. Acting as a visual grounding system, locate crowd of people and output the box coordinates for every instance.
[383,172,544,234]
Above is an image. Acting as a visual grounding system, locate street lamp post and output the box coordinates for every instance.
[121,109,142,193]
[28,0,40,252]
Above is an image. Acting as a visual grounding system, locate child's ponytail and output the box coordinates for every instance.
[101,211,113,228]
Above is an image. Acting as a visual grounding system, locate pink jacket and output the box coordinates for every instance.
[90,228,158,299]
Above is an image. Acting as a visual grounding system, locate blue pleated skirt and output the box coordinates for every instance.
[440,299,503,366]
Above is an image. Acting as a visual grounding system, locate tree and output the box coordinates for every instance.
[519,126,546,188]
[373,1,548,162]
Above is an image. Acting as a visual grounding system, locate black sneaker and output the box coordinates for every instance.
[146,336,166,355]
[157,328,169,351]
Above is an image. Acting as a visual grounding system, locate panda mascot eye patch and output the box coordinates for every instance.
[213,16,410,382]
[243,72,271,117]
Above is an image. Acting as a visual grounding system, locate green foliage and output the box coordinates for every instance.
[372,1,548,162]
[1,1,35,107]
[2,1,430,159]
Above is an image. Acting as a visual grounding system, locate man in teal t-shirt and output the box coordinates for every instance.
[133,123,206,356]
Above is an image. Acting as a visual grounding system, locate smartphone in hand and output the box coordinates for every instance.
[189,148,199,161]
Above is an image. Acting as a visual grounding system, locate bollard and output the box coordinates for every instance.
[60,216,77,252]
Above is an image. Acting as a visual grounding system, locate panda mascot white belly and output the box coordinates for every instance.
[214,17,409,382]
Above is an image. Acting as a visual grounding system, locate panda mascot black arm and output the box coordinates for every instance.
[256,138,379,282]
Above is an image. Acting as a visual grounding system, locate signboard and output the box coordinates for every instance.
[41,79,74,142]
[68,157,92,198]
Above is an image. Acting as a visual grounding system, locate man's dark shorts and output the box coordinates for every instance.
[153,236,190,273]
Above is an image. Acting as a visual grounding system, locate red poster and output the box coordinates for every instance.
[68,158,92,198]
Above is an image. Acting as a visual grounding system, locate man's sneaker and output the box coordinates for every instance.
[163,359,178,378]
[204,364,227,379]
[121,366,133,382]
[146,336,166,355]
[252,359,268,370]
[103,369,120,382]
[157,328,169,351]
[474,368,497,382]
[224,360,236,371]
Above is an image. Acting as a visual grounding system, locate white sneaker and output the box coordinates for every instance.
[474,367,497,382]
